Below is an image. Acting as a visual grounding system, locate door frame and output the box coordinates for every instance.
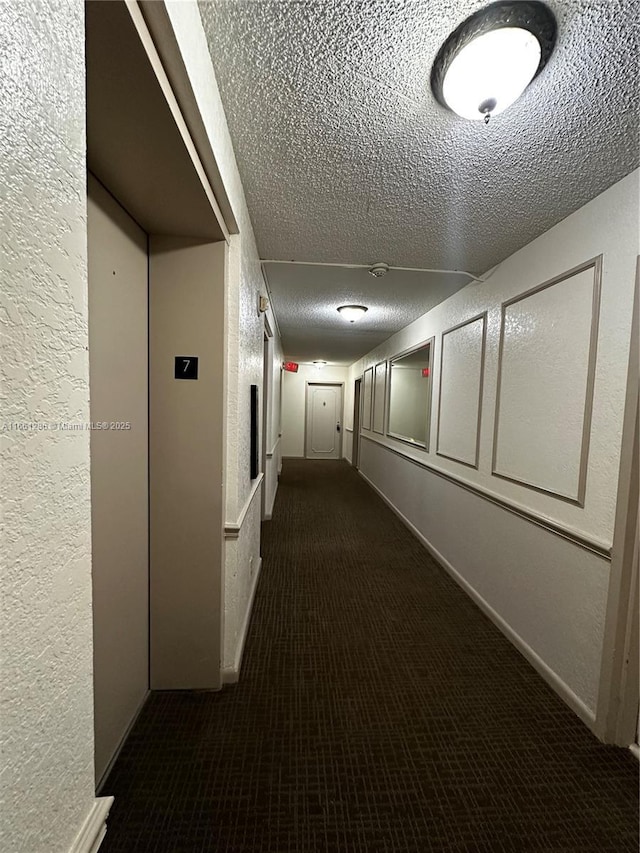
[261,329,271,519]
[304,382,344,460]
[352,378,362,469]
[595,258,639,748]
[87,0,231,735]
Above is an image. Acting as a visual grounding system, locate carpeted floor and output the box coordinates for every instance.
[101,459,639,852]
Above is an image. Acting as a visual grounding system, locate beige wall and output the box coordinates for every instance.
[87,175,149,785]
[149,237,226,689]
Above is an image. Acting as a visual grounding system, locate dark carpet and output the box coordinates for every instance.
[101,459,639,852]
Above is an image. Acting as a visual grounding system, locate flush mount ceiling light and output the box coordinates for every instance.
[337,305,368,323]
[431,1,556,124]
[313,360,327,369]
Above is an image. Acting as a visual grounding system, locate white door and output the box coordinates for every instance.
[305,384,343,459]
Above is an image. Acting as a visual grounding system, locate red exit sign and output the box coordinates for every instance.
[422,368,430,378]
[283,361,299,373]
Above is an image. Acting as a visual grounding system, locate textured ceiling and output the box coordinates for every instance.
[263,263,469,363]
[199,0,639,361]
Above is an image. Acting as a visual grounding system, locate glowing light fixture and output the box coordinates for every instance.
[313,360,327,370]
[337,305,368,323]
[431,2,556,124]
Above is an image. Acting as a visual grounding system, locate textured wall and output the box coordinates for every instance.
[223,495,262,672]
[0,1,97,850]
[349,171,639,720]
[165,2,282,669]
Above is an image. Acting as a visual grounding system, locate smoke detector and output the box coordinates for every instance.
[368,263,389,278]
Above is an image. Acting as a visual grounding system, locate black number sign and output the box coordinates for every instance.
[175,356,198,380]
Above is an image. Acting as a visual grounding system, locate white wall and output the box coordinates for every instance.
[349,171,639,724]
[0,1,104,850]
[164,2,284,676]
[281,364,349,457]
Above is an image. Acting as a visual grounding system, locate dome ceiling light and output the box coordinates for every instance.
[431,1,557,124]
[337,305,368,323]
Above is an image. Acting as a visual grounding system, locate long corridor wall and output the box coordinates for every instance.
[347,171,639,724]
[165,3,283,677]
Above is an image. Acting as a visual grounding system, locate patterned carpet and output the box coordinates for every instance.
[101,459,639,852]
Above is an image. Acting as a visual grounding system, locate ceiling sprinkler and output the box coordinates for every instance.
[368,263,389,278]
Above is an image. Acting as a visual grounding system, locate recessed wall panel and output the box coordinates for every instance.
[362,367,373,430]
[436,314,486,467]
[372,361,387,435]
[493,259,601,503]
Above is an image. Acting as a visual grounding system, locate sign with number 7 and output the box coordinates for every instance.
[174,356,199,380]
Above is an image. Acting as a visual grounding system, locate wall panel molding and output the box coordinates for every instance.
[361,433,611,559]
[436,313,487,468]
[362,367,373,430]
[492,256,602,505]
[372,360,387,435]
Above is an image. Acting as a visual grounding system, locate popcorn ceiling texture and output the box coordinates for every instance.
[199,0,639,273]
[263,262,471,363]
[0,1,97,851]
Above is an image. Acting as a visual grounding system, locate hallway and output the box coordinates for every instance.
[101,460,638,853]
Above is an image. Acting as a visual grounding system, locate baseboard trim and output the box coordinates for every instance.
[222,557,263,684]
[359,470,597,731]
[96,690,150,794]
[68,796,114,853]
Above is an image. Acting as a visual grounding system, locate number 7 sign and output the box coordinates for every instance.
[174,356,199,380]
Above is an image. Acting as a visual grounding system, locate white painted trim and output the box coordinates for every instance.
[138,0,237,234]
[629,743,639,760]
[68,797,114,853]
[359,469,597,731]
[266,436,281,458]
[345,426,354,433]
[225,473,264,540]
[222,557,263,684]
[124,1,230,242]
[360,433,611,558]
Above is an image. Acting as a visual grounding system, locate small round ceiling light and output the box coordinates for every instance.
[431,2,556,124]
[369,263,389,278]
[313,360,327,369]
[337,305,368,323]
